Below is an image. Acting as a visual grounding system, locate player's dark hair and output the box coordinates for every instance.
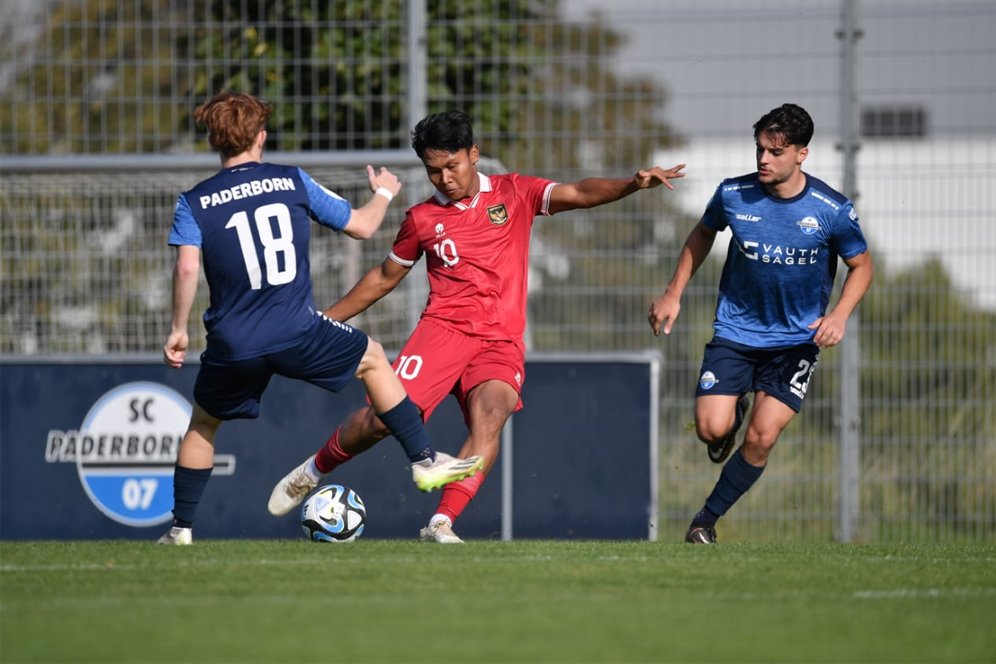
[753,103,814,147]
[194,92,272,158]
[411,110,475,160]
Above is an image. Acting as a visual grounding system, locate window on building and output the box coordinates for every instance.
[861,106,928,138]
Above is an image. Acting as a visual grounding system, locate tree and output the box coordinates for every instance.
[0,1,191,154]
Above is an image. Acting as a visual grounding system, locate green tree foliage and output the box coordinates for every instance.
[179,1,680,168]
[860,258,995,441]
[0,1,187,153]
[1,1,679,166]
[181,1,407,151]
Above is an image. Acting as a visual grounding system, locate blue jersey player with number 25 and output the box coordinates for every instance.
[648,103,874,544]
[157,92,482,545]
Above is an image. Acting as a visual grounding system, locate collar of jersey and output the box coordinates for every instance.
[433,172,492,210]
[227,160,261,173]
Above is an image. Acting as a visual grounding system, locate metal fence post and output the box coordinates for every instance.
[836,0,862,543]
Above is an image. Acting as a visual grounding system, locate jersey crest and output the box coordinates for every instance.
[797,216,820,235]
[487,203,509,225]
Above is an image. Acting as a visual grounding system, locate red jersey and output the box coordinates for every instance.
[389,172,556,342]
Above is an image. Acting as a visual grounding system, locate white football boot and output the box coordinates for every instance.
[411,452,484,492]
[267,454,320,516]
[157,526,192,545]
[418,516,464,544]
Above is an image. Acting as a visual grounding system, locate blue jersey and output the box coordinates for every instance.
[169,162,352,361]
[702,172,868,348]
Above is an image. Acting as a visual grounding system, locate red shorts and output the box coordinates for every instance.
[391,319,525,422]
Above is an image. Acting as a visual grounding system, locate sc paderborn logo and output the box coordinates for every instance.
[487,203,509,225]
[44,381,235,527]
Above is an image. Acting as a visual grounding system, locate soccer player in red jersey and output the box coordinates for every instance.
[268,110,685,542]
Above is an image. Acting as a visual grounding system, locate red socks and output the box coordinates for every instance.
[314,426,354,474]
[316,427,486,526]
[435,471,485,523]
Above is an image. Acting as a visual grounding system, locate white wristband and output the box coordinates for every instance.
[374,187,394,202]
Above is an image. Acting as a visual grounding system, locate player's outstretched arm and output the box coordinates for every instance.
[324,257,411,323]
[548,163,685,214]
[164,245,200,367]
[342,165,403,240]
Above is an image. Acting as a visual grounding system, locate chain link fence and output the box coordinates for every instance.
[1,0,993,542]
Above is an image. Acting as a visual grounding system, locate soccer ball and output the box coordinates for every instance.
[300,484,367,543]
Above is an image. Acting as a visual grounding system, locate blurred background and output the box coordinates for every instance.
[1,0,993,542]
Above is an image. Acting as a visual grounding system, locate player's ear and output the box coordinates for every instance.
[469,144,480,166]
[797,145,809,165]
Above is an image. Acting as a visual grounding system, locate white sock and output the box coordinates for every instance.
[429,514,451,528]
[305,458,322,482]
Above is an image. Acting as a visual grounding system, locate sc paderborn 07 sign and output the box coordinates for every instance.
[44,381,192,527]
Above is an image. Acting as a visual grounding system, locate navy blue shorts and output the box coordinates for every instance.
[695,337,820,412]
[194,316,369,420]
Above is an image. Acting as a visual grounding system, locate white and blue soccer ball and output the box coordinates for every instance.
[300,484,366,543]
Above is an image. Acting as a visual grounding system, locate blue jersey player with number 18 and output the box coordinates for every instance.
[648,103,874,544]
[157,92,482,545]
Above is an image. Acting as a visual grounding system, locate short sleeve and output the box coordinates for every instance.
[389,210,423,267]
[518,173,557,217]
[510,173,557,217]
[700,185,728,232]
[831,202,868,259]
[299,168,352,230]
[167,194,202,247]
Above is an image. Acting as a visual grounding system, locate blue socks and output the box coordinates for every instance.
[377,397,434,463]
[693,449,765,527]
[171,465,213,528]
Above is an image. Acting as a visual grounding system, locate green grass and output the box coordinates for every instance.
[1,540,994,663]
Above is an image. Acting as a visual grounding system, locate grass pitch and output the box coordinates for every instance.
[1,539,994,663]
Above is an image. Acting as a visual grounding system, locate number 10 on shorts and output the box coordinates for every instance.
[395,355,423,380]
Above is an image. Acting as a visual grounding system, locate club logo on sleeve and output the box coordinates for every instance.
[487,203,509,225]
[44,381,235,527]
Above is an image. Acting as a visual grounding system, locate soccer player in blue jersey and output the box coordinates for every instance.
[157,92,482,545]
[648,103,874,544]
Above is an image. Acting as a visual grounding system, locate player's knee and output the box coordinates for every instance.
[694,415,729,444]
[742,428,778,458]
[356,338,389,376]
[189,404,222,434]
[469,387,516,433]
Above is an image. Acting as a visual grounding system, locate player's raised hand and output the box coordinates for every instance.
[366,165,402,198]
[648,291,681,337]
[634,164,686,190]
